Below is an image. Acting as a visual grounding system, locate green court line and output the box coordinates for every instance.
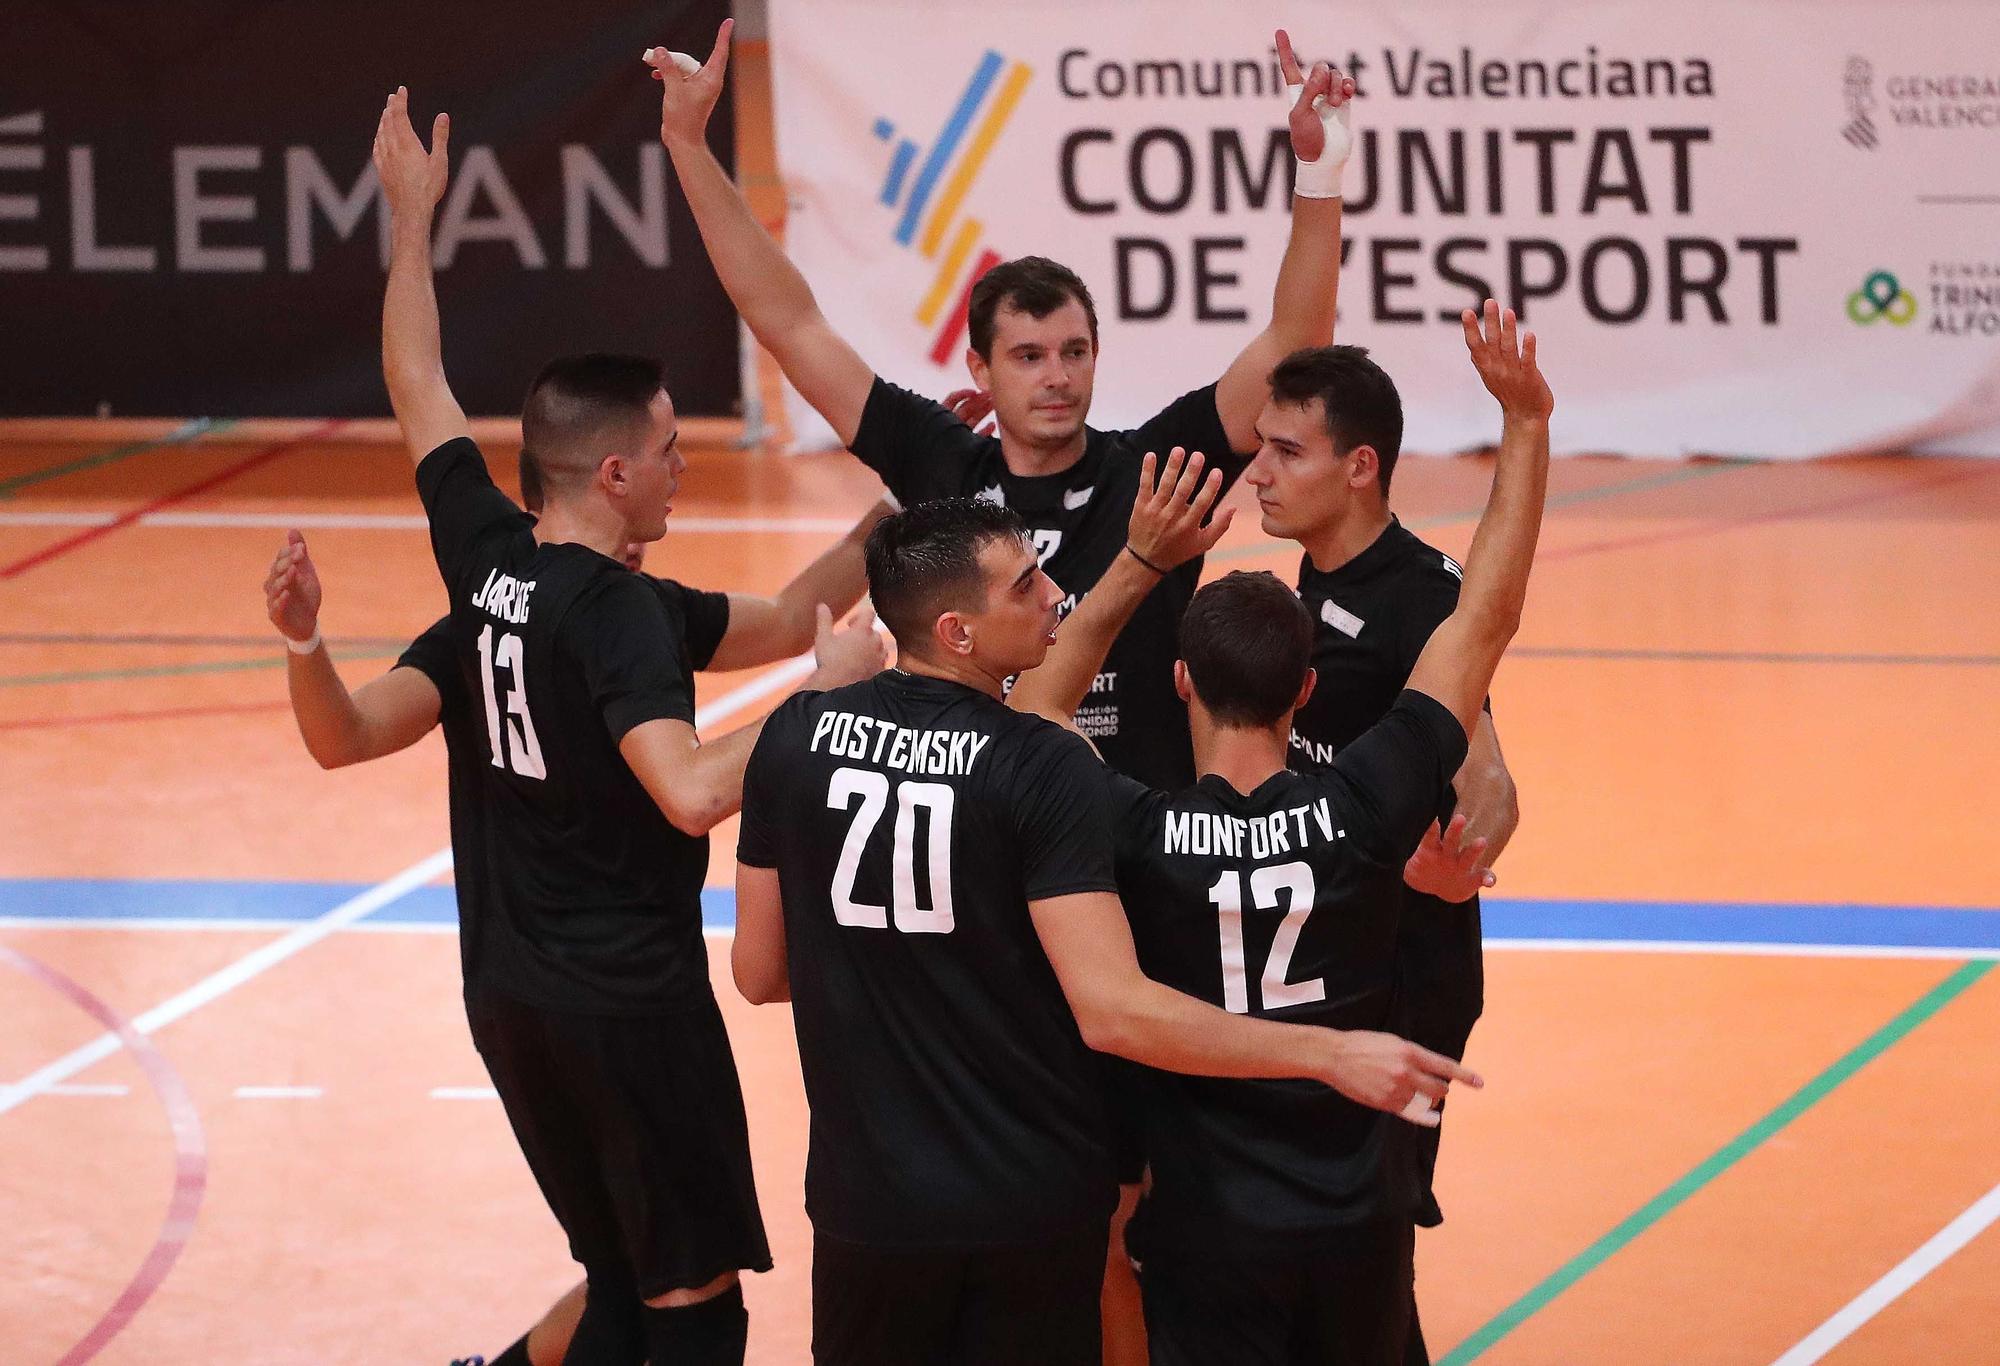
[1439,958,1996,1364]
[1209,457,1755,564]
[0,418,235,499]
[0,649,401,689]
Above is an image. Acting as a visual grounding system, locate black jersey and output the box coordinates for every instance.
[414,436,717,1015]
[737,671,1121,1248]
[849,378,1241,790]
[397,577,730,998]
[1110,692,1469,1255]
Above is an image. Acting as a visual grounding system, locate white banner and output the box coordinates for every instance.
[766,0,2000,458]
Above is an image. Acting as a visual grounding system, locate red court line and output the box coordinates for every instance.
[0,945,208,1366]
[1542,462,1994,565]
[0,700,291,733]
[0,419,346,580]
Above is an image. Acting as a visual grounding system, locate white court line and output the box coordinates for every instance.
[0,654,811,1114]
[429,1086,499,1101]
[1771,1179,2000,1364]
[233,1085,323,1100]
[0,510,857,534]
[46,1082,130,1097]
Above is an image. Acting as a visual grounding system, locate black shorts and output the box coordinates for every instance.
[811,1223,1108,1366]
[1100,1053,1150,1187]
[1140,1223,1415,1366]
[466,990,772,1300]
[1396,894,1485,1226]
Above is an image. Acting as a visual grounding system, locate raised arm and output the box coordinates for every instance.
[646,21,875,445]
[1405,302,1554,738]
[621,604,888,834]
[706,499,895,671]
[265,530,443,768]
[1008,446,1232,724]
[372,89,470,464]
[1031,891,1477,1125]
[1213,31,1355,453]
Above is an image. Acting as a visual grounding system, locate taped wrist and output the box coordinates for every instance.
[1289,85,1353,200]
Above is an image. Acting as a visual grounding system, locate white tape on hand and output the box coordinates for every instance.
[644,47,703,77]
[1293,93,1352,200]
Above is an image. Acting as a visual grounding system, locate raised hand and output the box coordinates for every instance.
[645,17,733,151]
[1403,813,1496,902]
[1276,29,1356,168]
[942,388,997,437]
[1320,1030,1483,1129]
[1462,298,1554,421]
[1127,446,1233,576]
[809,601,889,689]
[265,529,323,645]
[372,87,450,224]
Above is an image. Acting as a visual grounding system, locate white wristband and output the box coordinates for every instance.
[1290,89,1353,201]
[285,630,323,655]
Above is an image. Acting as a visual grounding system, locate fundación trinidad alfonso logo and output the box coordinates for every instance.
[871,50,1034,365]
[1847,270,1917,326]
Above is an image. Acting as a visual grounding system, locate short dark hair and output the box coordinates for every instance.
[1268,345,1405,497]
[1178,572,1313,728]
[865,498,1029,651]
[519,353,665,500]
[517,449,544,514]
[968,256,1098,359]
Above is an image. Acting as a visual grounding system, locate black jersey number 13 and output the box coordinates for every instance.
[477,624,547,780]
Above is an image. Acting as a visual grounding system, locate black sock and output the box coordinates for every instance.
[487,1336,531,1366]
[642,1284,747,1366]
[561,1266,646,1366]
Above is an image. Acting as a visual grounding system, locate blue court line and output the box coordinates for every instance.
[894,51,1003,245]
[1,880,1995,951]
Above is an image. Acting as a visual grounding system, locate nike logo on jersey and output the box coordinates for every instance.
[1319,600,1364,638]
[1062,485,1094,510]
[1440,554,1464,580]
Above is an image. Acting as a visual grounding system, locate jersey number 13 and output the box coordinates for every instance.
[477,625,547,780]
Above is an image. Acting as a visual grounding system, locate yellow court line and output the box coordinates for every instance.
[919,61,1033,259]
[916,218,983,326]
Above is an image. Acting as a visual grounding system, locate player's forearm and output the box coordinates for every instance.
[664,136,824,345]
[286,647,371,769]
[1456,411,1550,643]
[1085,975,1336,1081]
[381,217,448,420]
[1268,194,1342,348]
[1453,724,1520,860]
[675,720,766,834]
[1009,552,1154,722]
[773,501,893,646]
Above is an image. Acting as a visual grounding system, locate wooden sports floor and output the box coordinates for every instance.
[1,425,1995,1365]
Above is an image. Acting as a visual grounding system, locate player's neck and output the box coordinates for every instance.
[1191,712,1290,796]
[996,424,1087,479]
[1298,501,1393,575]
[896,651,1007,700]
[532,501,635,563]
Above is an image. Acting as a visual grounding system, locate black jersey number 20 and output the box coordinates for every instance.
[826,766,955,934]
[477,624,547,780]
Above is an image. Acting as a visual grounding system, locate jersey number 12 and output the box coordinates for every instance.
[1208,863,1325,1014]
[826,767,954,933]
[477,625,546,780]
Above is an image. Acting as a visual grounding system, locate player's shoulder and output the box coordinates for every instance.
[1388,521,1466,589]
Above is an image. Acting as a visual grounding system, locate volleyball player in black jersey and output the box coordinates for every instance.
[370,89,883,1365]
[1010,301,1552,1363]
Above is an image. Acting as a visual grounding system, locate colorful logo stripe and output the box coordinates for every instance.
[873,51,1033,365]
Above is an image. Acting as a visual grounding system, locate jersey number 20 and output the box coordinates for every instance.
[1208,863,1326,1014]
[477,625,546,780]
[826,767,954,933]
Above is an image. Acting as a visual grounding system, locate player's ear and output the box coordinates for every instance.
[1173,659,1192,704]
[934,608,975,659]
[965,347,991,392]
[1345,445,1380,493]
[597,451,625,497]
[1293,667,1317,712]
